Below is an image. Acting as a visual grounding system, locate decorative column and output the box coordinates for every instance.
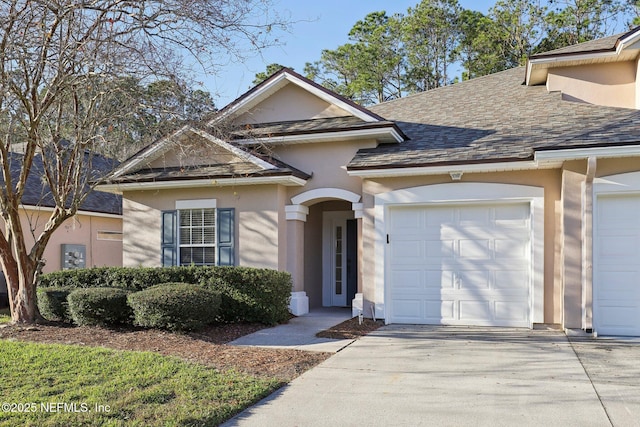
[285,204,309,315]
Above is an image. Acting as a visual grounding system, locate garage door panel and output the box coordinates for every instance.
[390,239,423,260]
[458,270,490,290]
[459,300,491,321]
[390,270,423,290]
[595,195,640,336]
[426,209,455,226]
[494,270,529,289]
[426,270,454,289]
[495,301,529,322]
[425,239,455,259]
[389,203,531,327]
[598,235,636,260]
[459,239,492,259]
[495,239,529,259]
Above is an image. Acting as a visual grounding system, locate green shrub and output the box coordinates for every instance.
[128,283,220,331]
[204,268,291,325]
[37,287,72,322]
[40,266,292,325]
[67,287,132,327]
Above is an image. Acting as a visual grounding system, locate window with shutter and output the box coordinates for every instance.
[161,206,235,267]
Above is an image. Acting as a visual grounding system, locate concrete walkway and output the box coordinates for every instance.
[229,307,353,352]
[224,325,631,427]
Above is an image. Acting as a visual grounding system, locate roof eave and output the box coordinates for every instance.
[234,126,406,146]
[96,175,307,194]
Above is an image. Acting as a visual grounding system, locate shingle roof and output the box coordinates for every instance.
[105,160,310,184]
[530,33,622,57]
[7,152,122,215]
[350,67,640,170]
[230,116,403,139]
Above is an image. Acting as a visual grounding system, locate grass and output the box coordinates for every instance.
[0,307,10,324]
[0,340,282,426]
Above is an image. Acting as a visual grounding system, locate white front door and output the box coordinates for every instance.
[323,211,352,307]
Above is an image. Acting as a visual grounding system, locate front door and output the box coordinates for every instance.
[323,211,356,307]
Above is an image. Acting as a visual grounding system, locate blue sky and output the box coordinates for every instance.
[204,0,496,107]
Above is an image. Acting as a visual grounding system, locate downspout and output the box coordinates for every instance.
[582,157,596,333]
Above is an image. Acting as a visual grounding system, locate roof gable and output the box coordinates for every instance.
[109,126,278,180]
[526,25,640,85]
[210,68,385,125]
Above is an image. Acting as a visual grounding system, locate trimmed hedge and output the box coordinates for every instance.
[128,283,221,331]
[40,266,292,325]
[67,287,132,327]
[37,287,73,323]
[205,268,291,325]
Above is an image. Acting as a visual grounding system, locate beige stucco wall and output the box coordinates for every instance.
[122,185,284,270]
[361,169,563,324]
[3,209,123,274]
[236,84,350,124]
[274,139,377,201]
[547,61,636,108]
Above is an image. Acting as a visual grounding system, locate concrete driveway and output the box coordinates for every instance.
[224,325,640,427]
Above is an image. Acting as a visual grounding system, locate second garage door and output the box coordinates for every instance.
[594,195,640,336]
[388,202,531,327]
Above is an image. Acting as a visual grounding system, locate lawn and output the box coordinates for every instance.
[0,340,282,426]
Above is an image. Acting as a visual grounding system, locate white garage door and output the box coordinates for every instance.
[388,203,531,327]
[595,195,640,336]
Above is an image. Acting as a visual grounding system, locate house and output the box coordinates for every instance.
[0,152,123,308]
[98,26,640,336]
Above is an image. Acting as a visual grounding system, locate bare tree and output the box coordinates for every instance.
[0,0,288,324]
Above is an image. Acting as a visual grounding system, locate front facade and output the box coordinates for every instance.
[100,27,640,336]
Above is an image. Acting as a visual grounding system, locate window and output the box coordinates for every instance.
[161,204,235,267]
[178,208,215,266]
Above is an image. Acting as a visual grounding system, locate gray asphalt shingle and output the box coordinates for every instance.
[349,67,640,170]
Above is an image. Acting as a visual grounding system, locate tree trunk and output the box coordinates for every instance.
[6,258,40,325]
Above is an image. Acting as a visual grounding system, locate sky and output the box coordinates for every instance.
[203,0,496,107]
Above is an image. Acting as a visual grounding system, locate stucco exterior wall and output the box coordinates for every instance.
[361,169,563,324]
[546,61,636,108]
[3,209,123,274]
[236,84,350,124]
[274,139,377,201]
[122,185,284,269]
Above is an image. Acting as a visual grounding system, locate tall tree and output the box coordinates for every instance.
[305,11,405,105]
[402,0,461,92]
[488,0,547,67]
[253,63,290,85]
[0,0,286,324]
[538,0,631,52]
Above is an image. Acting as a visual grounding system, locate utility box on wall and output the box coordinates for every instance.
[61,244,86,270]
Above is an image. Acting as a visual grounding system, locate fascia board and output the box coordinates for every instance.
[95,175,307,193]
[347,160,558,178]
[535,145,640,161]
[234,127,404,145]
[20,204,122,218]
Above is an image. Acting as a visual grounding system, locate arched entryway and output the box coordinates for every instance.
[286,188,363,315]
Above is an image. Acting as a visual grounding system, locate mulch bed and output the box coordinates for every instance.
[0,316,384,382]
[316,317,385,339]
[0,322,329,382]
